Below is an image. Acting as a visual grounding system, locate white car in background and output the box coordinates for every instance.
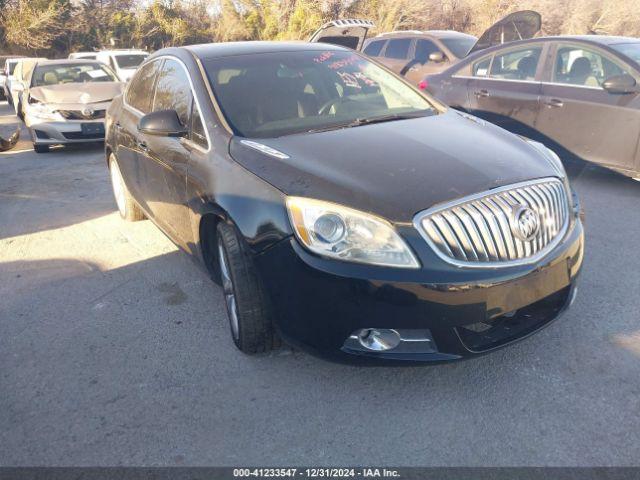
[95,49,148,81]
[9,58,46,113]
[68,52,98,60]
[22,59,124,153]
[1,55,21,100]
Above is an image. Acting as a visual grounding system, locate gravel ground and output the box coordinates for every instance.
[1,100,639,467]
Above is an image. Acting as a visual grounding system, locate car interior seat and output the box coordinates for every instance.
[43,72,59,85]
[568,57,598,86]
[517,56,538,80]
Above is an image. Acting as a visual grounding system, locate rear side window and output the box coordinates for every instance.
[415,40,440,63]
[364,40,385,57]
[472,57,491,77]
[490,47,542,80]
[126,60,160,114]
[385,39,412,59]
[153,58,193,127]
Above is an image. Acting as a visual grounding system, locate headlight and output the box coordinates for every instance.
[27,100,63,121]
[286,197,420,268]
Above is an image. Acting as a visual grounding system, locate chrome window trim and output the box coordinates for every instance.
[413,177,570,269]
[123,55,212,153]
[451,74,606,90]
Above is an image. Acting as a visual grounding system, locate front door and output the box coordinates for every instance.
[136,58,194,246]
[404,39,451,85]
[535,43,640,173]
[467,44,544,137]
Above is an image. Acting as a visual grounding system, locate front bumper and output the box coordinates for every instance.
[254,218,584,364]
[26,112,106,145]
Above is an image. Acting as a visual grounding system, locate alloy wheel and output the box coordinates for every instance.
[218,241,240,340]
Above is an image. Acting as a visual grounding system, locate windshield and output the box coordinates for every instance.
[115,54,147,69]
[611,43,640,64]
[441,37,477,58]
[31,63,118,87]
[204,50,437,138]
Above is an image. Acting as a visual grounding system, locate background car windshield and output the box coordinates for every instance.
[441,37,477,58]
[31,63,118,86]
[204,50,437,138]
[8,61,19,75]
[611,43,640,63]
[115,55,147,69]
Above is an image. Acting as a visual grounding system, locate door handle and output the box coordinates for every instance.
[474,89,490,97]
[544,98,564,108]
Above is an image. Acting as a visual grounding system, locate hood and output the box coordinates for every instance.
[308,19,374,51]
[468,10,541,55]
[29,82,124,104]
[229,110,559,223]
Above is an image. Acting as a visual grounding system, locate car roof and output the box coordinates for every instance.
[184,41,348,60]
[372,30,477,40]
[34,59,104,66]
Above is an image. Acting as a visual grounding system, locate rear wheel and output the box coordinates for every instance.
[33,144,49,154]
[109,154,145,221]
[216,221,280,354]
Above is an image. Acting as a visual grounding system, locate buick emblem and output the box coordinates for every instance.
[512,205,540,242]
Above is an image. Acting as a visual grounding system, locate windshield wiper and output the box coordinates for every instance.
[305,110,431,134]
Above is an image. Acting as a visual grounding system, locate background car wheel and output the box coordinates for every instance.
[216,221,280,354]
[109,154,145,222]
[33,144,49,154]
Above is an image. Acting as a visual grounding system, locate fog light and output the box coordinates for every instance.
[357,328,401,351]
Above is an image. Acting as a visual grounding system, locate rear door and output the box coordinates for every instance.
[535,42,640,173]
[466,43,545,136]
[118,59,161,208]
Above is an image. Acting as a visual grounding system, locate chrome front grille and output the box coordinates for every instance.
[58,109,106,120]
[414,178,570,267]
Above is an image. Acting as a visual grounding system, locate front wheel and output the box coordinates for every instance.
[216,222,280,354]
[33,143,49,154]
[109,154,145,221]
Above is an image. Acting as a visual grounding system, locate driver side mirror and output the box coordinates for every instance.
[602,74,638,94]
[138,110,187,137]
[428,51,445,63]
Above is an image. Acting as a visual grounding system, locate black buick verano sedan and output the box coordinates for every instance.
[105,41,584,364]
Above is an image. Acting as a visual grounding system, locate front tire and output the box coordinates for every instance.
[217,222,280,354]
[109,154,145,221]
[33,143,49,153]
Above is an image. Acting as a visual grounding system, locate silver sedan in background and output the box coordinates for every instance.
[22,59,124,153]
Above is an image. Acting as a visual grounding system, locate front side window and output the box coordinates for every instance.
[8,61,19,75]
[472,57,491,77]
[489,47,541,80]
[190,101,208,149]
[126,60,160,114]
[414,40,440,63]
[153,59,192,127]
[363,40,385,57]
[554,45,629,87]
[115,54,148,69]
[204,50,437,138]
[385,39,412,59]
[31,63,118,87]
